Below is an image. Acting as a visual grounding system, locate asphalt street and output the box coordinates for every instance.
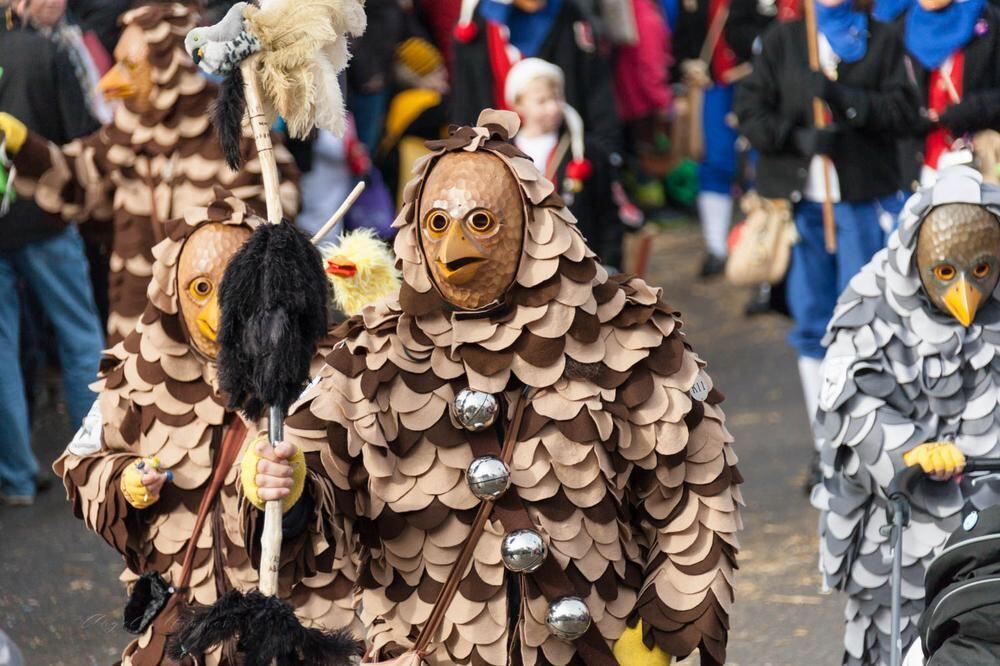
[0,224,844,665]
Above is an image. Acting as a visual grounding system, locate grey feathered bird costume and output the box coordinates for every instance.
[811,167,1000,666]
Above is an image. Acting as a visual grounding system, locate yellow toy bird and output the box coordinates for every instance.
[321,228,401,317]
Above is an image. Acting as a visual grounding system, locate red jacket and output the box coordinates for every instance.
[614,0,673,121]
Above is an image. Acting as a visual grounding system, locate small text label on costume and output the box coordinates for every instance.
[690,373,711,402]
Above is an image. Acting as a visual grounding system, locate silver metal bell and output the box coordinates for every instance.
[466,456,511,501]
[453,388,500,432]
[545,596,592,641]
[500,529,547,573]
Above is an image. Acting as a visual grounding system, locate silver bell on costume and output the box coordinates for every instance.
[500,529,547,573]
[466,456,511,501]
[453,388,500,431]
[545,596,592,641]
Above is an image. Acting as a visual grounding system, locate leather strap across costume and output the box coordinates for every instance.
[176,417,248,590]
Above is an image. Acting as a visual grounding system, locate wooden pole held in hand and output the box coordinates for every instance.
[803,0,838,253]
[239,56,285,600]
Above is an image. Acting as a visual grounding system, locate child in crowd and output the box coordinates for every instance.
[378,35,451,207]
[506,57,639,270]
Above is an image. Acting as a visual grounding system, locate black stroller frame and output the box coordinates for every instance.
[883,457,1000,666]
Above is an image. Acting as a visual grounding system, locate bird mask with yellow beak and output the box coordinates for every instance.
[98,23,155,112]
[96,4,200,116]
[917,203,1000,327]
[417,151,526,311]
[177,222,251,358]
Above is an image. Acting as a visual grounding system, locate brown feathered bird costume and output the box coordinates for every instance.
[11,2,298,345]
[283,111,742,665]
[53,192,356,666]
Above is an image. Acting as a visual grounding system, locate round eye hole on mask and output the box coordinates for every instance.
[973,262,992,279]
[934,264,957,282]
[425,210,450,236]
[189,277,213,302]
[467,210,498,235]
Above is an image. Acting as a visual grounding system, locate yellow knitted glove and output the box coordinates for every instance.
[120,457,166,510]
[240,434,307,512]
[613,620,672,666]
[903,442,966,477]
[0,113,28,154]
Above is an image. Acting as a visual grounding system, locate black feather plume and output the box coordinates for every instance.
[218,220,329,421]
[167,590,364,666]
[213,67,247,170]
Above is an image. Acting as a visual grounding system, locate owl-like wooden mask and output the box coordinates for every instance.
[418,151,525,310]
[917,203,1000,327]
[177,222,251,358]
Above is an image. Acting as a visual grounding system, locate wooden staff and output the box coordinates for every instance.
[683,6,731,162]
[802,0,838,253]
[172,7,366,663]
[310,181,366,244]
[237,57,285,597]
[241,59,283,226]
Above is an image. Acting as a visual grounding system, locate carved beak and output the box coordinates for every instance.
[192,47,204,65]
[196,297,220,342]
[98,65,136,101]
[942,274,982,327]
[436,223,485,285]
[326,256,358,278]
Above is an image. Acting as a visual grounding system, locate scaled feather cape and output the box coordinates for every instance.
[812,167,1000,666]
[284,111,742,665]
[53,193,358,666]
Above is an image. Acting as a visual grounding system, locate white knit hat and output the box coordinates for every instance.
[504,58,586,169]
[503,57,565,108]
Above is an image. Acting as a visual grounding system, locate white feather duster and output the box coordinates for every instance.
[243,0,366,138]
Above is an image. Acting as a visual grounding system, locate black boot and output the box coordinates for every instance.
[744,283,772,316]
[699,253,727,278]
[802,450,823,495]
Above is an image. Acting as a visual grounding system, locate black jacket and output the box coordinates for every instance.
[451,2,622,156]
[347,0,404,95]
[734,19,919,202]
[919,506,1000,665]
[0,24,99,250]
[726,0,779,64]
[895,4,1000,187]
[552,135,624,270]
[671,0,711,79]
[67,0,129,54]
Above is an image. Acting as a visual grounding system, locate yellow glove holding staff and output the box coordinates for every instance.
[613,620,672,666]
[904,442,966,481]
[240,434,306,512]
[0,112,27,154]
[120,457,172,510]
